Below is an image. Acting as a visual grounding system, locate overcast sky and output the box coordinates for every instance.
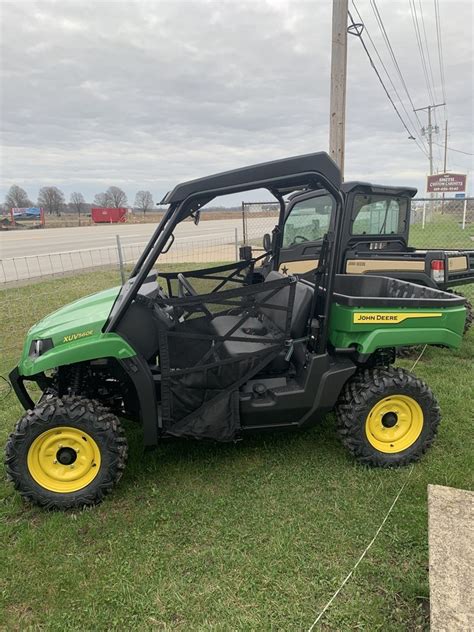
[0,0,473,206]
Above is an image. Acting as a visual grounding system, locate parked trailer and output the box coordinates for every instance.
[91,207,128,223]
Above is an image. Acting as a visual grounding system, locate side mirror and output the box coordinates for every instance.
[193,210,201,226]
[263,233,271,252]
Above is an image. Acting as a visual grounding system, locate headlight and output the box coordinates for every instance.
[28,338,54,358]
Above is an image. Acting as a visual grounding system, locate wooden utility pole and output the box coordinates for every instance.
[443,120,448,173]
[329,0,349,178]
[442,120,448,211]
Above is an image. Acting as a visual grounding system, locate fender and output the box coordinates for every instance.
[119,355,159,447]
[16,333,160,447]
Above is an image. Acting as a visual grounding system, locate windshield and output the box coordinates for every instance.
[351,194,408,235]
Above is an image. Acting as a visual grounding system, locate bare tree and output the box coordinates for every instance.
[93,187,127,208]
[5,184,32,209]
[93,192,109,206]
[70,192,85,217]
[134,190,154,215]
[38,186,65,216]
[106,186,127,208]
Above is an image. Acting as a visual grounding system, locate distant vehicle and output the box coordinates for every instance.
[271,182,474,332]
[91,207,128,223]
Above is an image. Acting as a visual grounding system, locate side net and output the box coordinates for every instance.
[153,263,297,441]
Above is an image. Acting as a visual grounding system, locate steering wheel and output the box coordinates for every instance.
[177,273,213,318]
[293,235,310,243]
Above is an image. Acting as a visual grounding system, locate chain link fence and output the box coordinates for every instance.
[241,197,474,250]
[409,197,473,248]
[241,202,280,250]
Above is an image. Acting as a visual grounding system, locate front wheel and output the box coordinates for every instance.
[335,367,440,467]
[5,396,128,509]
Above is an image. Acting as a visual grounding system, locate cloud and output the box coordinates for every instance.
[0,0,472,204]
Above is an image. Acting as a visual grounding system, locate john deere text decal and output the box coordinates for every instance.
[353,312,442,324]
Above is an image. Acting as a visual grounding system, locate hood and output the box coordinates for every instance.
[27,286,120,346]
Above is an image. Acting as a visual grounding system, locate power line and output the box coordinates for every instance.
[367,0,425,131]
[409,0,435,105]
[433,0,448,119]
[351,0,425,150]
[432,142,474,156]
[409,0,446,172]
[347,10,429,159]
[418,0,439,105]
[369,0,442,169]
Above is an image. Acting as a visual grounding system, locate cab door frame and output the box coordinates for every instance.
[274,189,335,280]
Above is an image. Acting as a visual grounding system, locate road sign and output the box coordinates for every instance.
[427,173,467,193]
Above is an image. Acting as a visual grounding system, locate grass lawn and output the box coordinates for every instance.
[0,271,473,630]
[409,215,473,249]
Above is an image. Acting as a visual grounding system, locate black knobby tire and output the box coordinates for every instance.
[335,367,440,467]
[5,396,128,510]
[396,345,423,359]
[448,289,473,334]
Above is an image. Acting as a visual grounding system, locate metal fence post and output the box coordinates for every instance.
[116,234,126,284]
[234,227,239,261]
[461,198,467,230]
[422,201,426,229]
[241,202,248,245]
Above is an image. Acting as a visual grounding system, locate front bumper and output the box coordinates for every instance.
[9,366,36,410]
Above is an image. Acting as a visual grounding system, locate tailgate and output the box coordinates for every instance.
[445,251,474,284]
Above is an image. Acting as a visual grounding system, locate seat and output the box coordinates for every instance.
[211,315,277,356]
[258,271,313,338]
[210,271,314,362]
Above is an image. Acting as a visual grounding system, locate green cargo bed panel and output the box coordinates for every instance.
[329,304,466,353]
[327,275,466,353]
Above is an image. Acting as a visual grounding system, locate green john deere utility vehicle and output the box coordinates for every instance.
[6,153,467,509]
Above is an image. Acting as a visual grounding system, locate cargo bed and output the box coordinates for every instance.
[327,275,467,354]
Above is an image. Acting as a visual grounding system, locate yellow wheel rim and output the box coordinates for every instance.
[365,395,424,454]
[27,426,101,493]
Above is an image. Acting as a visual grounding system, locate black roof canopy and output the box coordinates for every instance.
[341,181,417,198]
[161,152,342,205]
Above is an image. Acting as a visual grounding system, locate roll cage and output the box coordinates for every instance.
[105,152,344,356]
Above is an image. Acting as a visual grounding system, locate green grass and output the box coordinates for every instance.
[0,273,473,630]
[409,215,473,249]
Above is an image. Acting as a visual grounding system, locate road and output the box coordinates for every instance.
[0,218,246,259]
[0,216,276,282]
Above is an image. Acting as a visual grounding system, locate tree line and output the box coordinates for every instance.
[2,185,156,216]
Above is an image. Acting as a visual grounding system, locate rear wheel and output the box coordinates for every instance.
[5,396,128,509]
[335,367,440,467]
[448,290,473,334]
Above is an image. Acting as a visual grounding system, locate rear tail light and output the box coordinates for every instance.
[431,259,445,283]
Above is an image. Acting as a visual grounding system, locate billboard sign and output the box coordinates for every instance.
[426,173,467,193]
[11,207,43,218]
